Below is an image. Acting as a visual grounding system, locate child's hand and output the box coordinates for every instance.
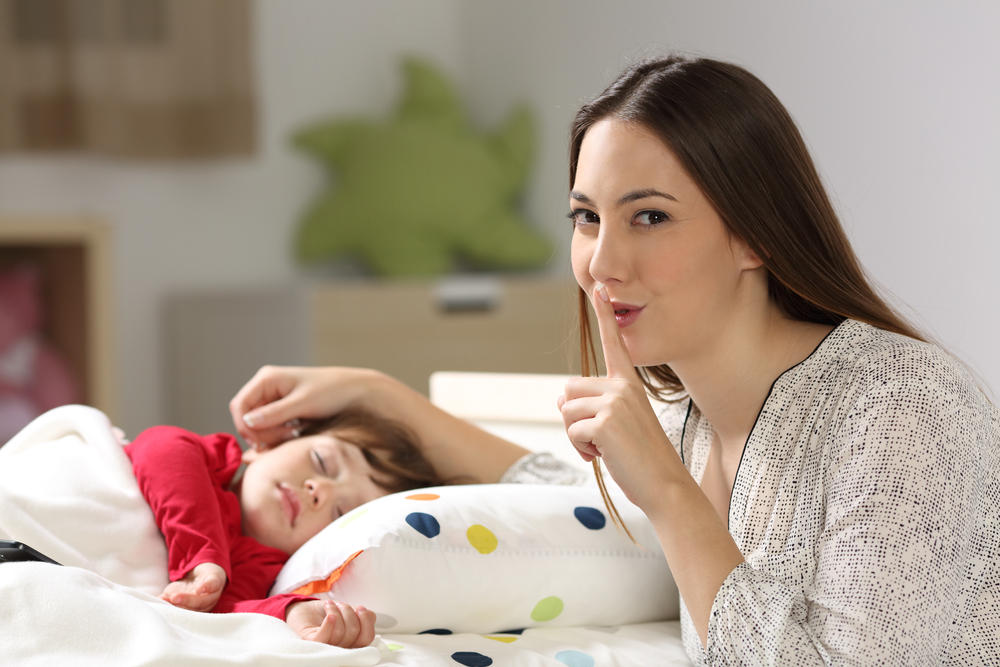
[286,599,376,648]
[160,562,226,612]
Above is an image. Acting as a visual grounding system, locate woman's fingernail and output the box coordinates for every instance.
[596,285,609,302]
[243,413,257,428]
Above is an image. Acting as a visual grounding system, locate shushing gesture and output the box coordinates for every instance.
[558,286,679,515]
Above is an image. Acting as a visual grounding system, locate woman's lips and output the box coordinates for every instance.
[278,483,300,526]
[611,302,644,328]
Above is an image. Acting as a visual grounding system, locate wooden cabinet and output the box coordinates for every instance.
[165,276,582,435]
[0,218,115,418]
[308,276,581,393]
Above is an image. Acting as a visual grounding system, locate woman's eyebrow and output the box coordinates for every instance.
[618,188,678,204]
[570,188,678,206]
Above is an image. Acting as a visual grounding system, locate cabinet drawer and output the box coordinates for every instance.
[309,277,580,393]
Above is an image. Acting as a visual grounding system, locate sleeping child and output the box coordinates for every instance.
[123,407,446,648]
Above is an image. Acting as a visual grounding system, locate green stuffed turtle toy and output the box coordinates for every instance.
[292,57,552,277]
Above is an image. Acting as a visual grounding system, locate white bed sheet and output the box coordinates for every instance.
[376,622,690,665]
[0,402,691,665]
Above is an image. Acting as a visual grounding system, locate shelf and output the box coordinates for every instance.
[0,218,115,421]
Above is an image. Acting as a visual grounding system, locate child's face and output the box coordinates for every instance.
[239,431,391,554]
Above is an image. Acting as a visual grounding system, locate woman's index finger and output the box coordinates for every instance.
[593,286,636,378]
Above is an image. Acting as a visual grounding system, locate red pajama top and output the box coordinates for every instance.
[124,425,313,620]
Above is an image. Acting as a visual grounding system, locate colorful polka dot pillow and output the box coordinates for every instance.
[270,483,679,634]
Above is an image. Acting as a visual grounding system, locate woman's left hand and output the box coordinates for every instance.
[558,286,681,515]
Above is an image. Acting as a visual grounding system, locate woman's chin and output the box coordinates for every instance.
[628,349,672,370]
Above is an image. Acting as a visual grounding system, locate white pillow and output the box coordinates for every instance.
[271,482,679,634]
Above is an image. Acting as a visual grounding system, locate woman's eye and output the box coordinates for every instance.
[634,210,669,226]
[567,209,599,226]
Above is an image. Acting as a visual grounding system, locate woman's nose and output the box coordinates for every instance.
[588,227,628,285]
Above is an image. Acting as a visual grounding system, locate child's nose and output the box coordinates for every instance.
[304,478,331,509]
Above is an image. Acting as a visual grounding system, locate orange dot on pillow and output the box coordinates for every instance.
[466,524,498,554]
[406,493,440,500]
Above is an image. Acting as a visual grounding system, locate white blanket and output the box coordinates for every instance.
[0,406,383,666]
[0,405,167,593]
[0,406,692,665]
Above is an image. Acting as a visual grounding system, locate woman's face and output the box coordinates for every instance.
[570,118,761,368]
[239,432,390,554]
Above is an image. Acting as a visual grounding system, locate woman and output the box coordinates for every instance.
[230,56,998,664]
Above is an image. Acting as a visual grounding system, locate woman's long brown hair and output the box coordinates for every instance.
[570,55,928,536]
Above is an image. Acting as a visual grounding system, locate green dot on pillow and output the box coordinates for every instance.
[466,524,498,554]
[530,595,564,622]
[338,507,368,527]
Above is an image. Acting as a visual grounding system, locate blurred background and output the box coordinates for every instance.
[1,0,997,439]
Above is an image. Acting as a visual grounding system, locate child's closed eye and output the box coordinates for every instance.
[311,449,332,476]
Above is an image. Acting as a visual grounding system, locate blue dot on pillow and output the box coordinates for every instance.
[451,652,493,666]
[555,649,595,667]
[406,511,441,538]
[573,506,606,530]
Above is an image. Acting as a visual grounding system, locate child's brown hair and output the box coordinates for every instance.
[296,407,457,493]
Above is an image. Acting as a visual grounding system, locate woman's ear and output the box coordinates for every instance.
[742,246,765,271]
[730,234,766,271]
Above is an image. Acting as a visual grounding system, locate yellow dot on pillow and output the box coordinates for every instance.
[406,493,440,500]
[386,643,404,651]
[484,635,518,643]
[530,596,564,622]
[466,524,498,554]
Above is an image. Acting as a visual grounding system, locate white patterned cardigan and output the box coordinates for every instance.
[651,319,999,665]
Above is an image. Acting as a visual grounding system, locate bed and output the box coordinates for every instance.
[0,372,691,665]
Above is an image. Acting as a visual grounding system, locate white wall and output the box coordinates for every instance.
[457,0,1000,392]
[0,0,466,435]
[1,1,997,434]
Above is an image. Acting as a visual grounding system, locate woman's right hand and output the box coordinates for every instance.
[229,365,380,450]
[232,363,530,483]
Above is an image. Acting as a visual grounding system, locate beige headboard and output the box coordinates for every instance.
[429,371,589,473]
